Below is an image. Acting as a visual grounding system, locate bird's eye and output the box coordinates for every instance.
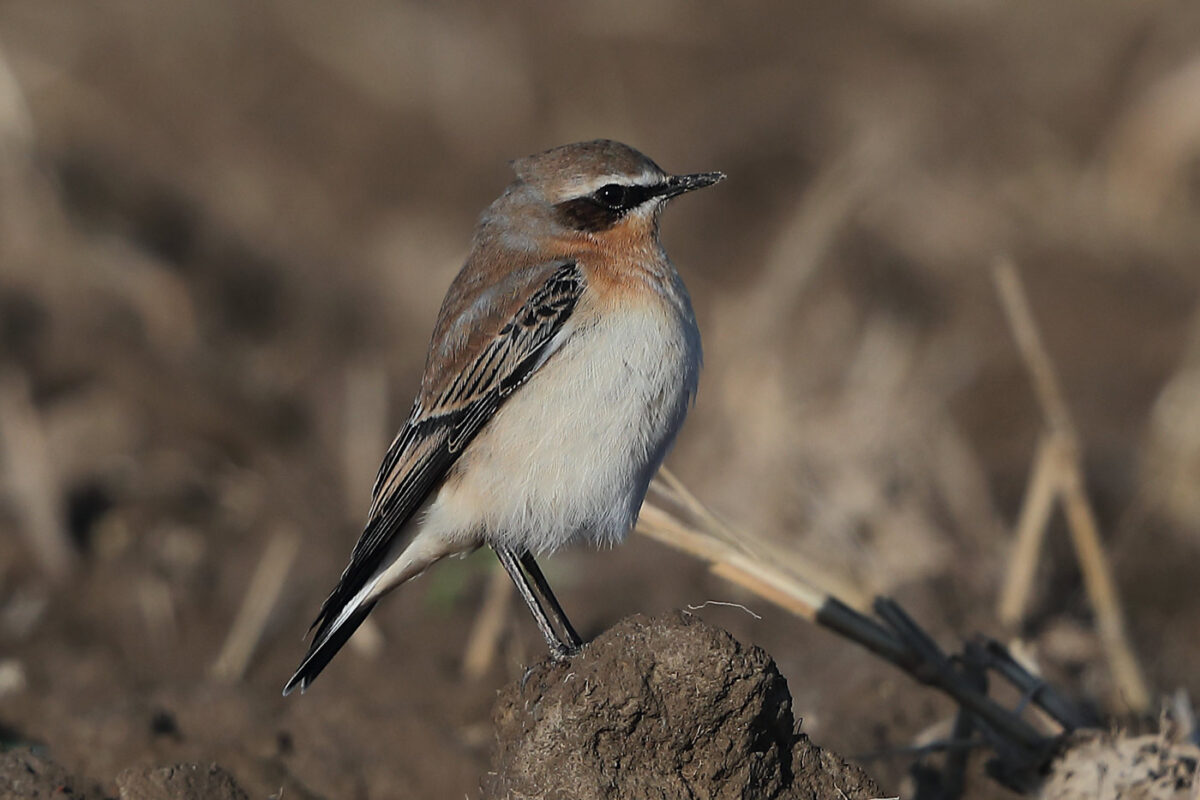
[594,184,628,209]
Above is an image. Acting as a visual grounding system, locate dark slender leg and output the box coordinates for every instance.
[519,550,583,650]
[493,546,571,658]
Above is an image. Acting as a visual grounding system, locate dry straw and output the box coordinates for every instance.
[992,257,1150,713]
[461,260,1151,720]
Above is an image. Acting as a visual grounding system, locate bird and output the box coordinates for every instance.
[284,139,723,695]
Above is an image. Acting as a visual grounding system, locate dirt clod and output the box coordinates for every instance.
[1039,729,1200,800]
[483,613,880,800]
[0,747,104,800]
[115,763,248,800]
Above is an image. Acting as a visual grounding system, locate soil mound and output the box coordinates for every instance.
[115,763,248,800]
[483,613,880,800]
[0,749,252,800]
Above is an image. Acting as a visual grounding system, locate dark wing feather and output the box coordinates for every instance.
[284,261,584,694]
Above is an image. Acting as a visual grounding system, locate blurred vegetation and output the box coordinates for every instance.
[1,2,1199,798]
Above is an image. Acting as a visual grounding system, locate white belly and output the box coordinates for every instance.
[421,299,700,555]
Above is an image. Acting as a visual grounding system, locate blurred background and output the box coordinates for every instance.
[1,1,1199,797]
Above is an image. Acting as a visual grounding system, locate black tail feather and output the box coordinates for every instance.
[282,600,377,695]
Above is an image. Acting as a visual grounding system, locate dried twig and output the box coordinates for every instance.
[998,433,1062,626]
[212,526,301,682]
[348,617,385,658]
[640,468,1099,797]
[992,256,1150,712]
[648,469,869,610]
[462,563,514,680]
[992,260,1078,437]
[1057,460,1150,711]
[739,137,891,334]
[657,466,744,551]
[638,501,826,621]
[0,371,74,582]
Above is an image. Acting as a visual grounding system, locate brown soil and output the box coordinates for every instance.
[485,613,880,800]
[0,750,249,800]
[0,748,106,800]
[1039,730,1200,800]
[2,2,1200,799]
[115,765,248,800]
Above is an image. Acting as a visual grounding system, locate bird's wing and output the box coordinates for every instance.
[284,260,584,694]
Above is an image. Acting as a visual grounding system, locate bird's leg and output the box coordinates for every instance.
[493,546,573,659]
[518,550,583,651]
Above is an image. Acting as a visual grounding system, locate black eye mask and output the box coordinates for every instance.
[555,182,660,232]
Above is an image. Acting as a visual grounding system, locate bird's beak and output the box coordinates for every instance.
[658,171,726,199]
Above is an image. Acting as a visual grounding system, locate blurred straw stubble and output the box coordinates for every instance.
[1,1,1200,795]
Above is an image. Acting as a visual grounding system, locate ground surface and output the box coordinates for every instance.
[485,613,881,800]
[2,2,1200,798]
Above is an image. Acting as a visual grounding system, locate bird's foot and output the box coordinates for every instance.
[548,640,581,662]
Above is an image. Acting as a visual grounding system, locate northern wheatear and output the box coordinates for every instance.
[284,140,723,694]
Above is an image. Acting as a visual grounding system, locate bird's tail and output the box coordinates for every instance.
[282,597,377,695]
[283,524,453,695]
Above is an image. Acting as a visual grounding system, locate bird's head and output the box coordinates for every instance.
[500,140,724,248]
